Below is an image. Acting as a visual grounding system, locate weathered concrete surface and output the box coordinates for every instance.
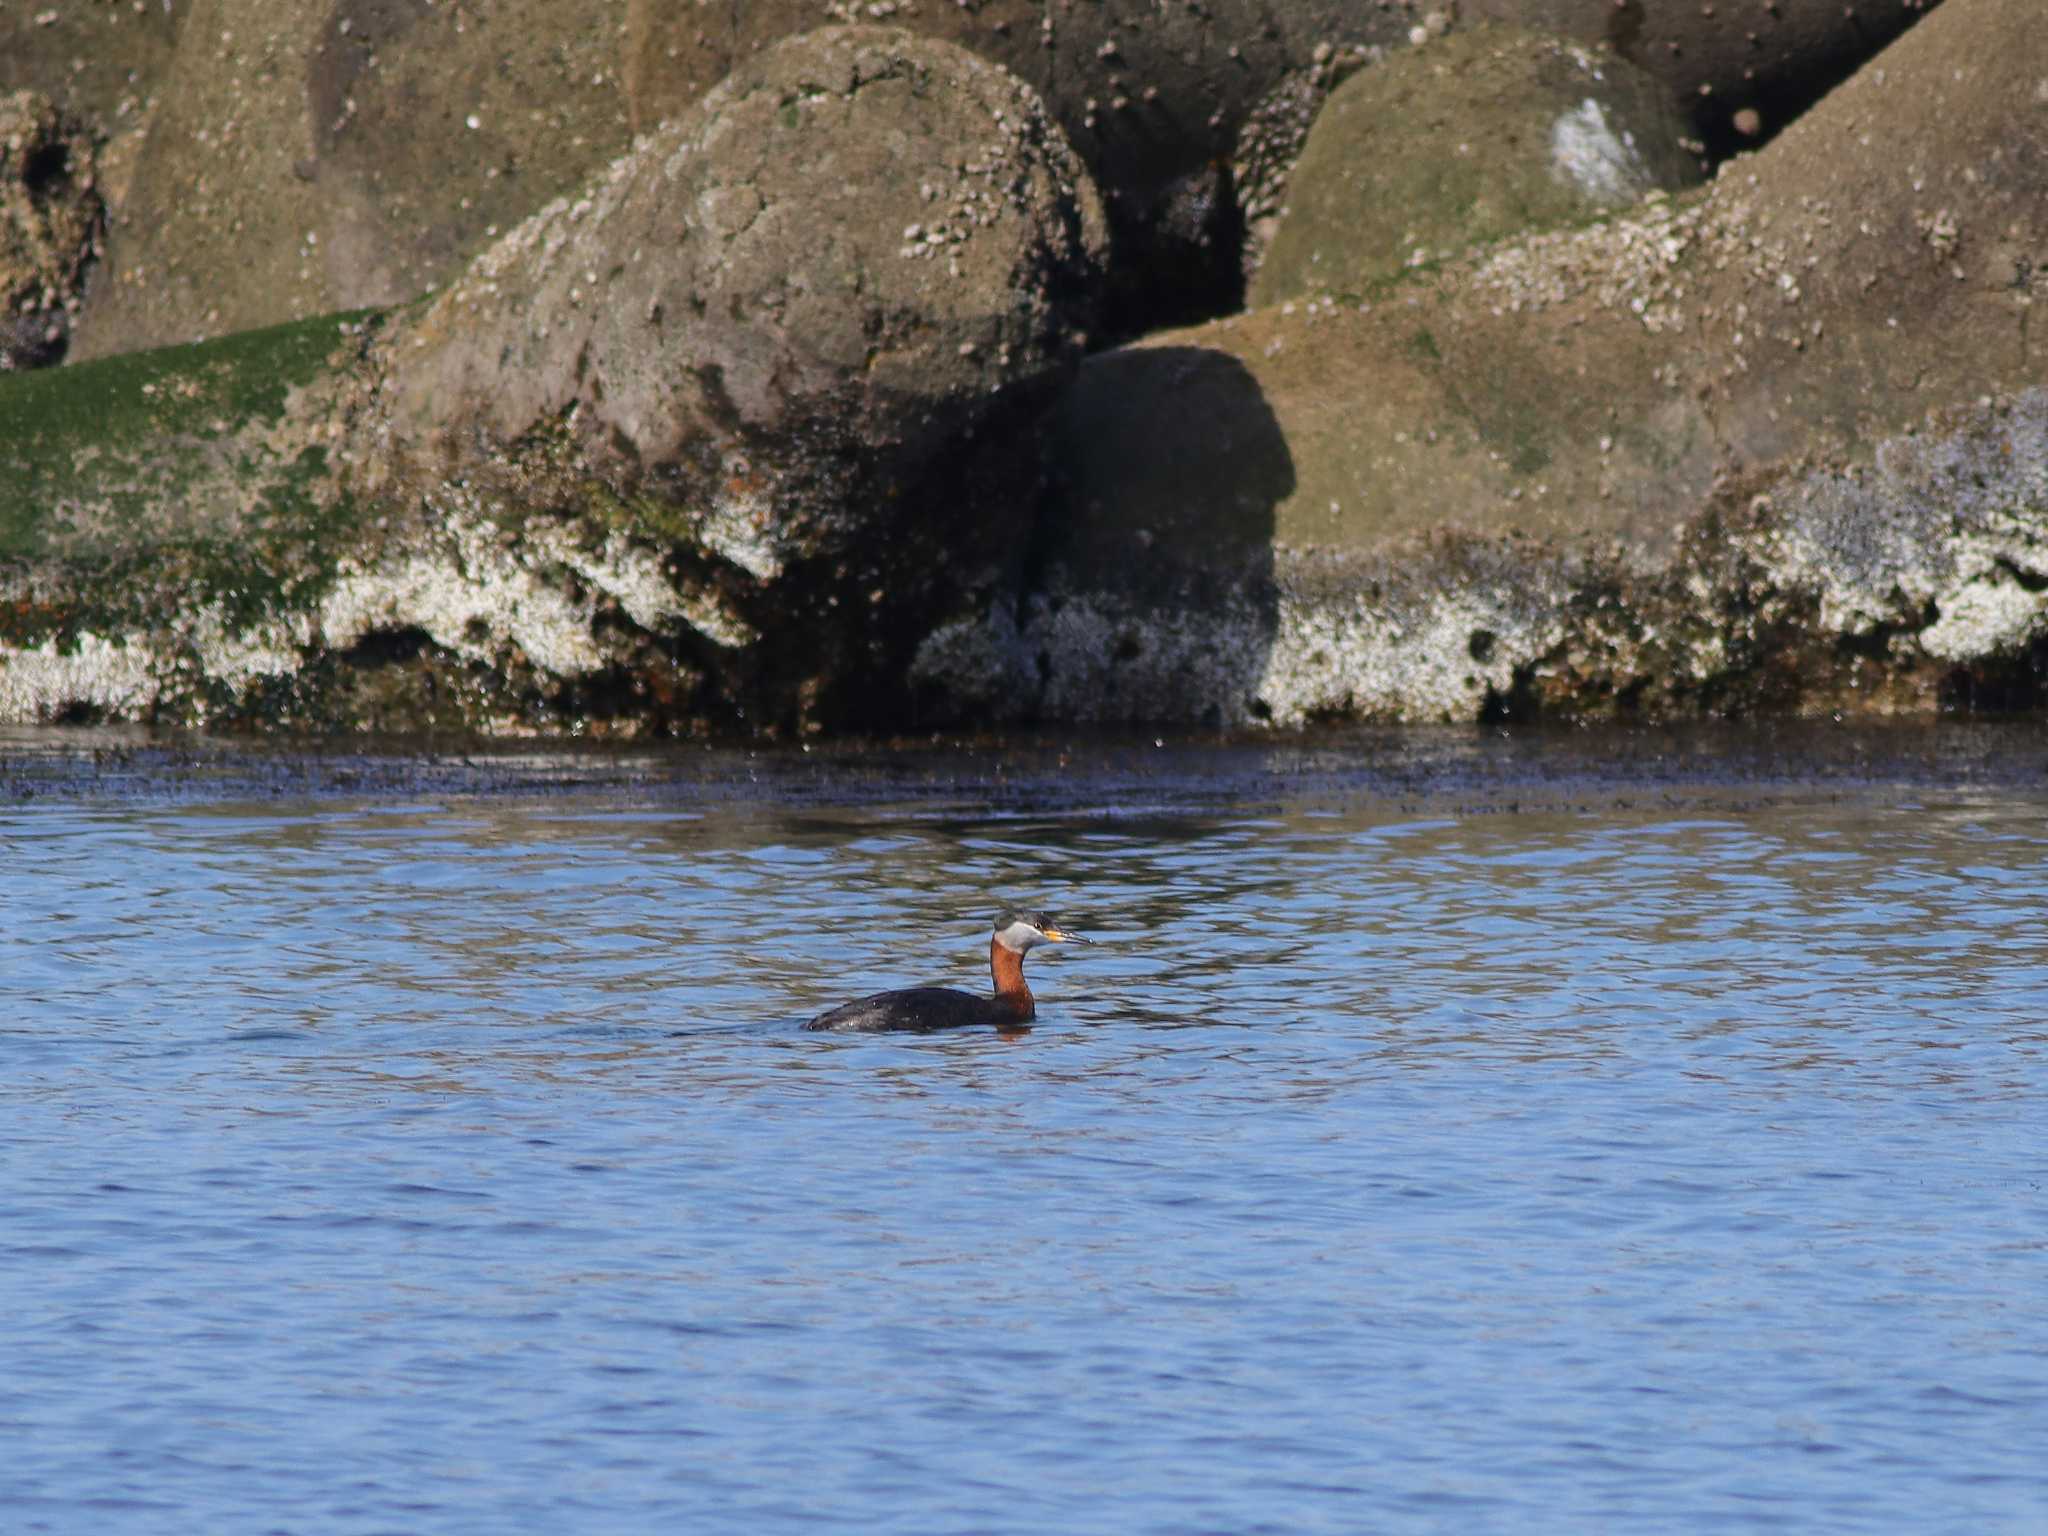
[1,92,101,371]
[1,29,1106,736]
[70,0,632,360]
[913,0,2048,726]
[1251,29,1698,308]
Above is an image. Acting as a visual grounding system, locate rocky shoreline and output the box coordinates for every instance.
[6,0,2042,736]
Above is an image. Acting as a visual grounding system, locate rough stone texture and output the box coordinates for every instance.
[381,27,1103,485]
[1230,40,1380,282]
[1461,0,1943,154]
[626,2,1414,334]
[3,3,2026,738]
[41,0,1943,359]
[369,27,1106,729]
[0,28,1107,737]
[915,0,2048,727]
[70,0,631,361]
[1769,408,2048,670]
[1251,29,1698,308]
[0,3,183,137]
[624,0,1941,154]
[0,92,101,371]
[625,1,1940,334]
[0,312,373,727]
[0,307,751,733]
[913,391,2048,728]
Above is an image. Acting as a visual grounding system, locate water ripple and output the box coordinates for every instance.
[2,773,2046,1533]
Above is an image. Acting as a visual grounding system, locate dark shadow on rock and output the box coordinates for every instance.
[1098,161,1249,343]
[1027,345,1294,725]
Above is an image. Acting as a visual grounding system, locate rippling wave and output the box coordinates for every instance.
[4,733,2046,1532]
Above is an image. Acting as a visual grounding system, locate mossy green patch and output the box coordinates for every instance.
[0,308,389,722]
[0,309,380,559]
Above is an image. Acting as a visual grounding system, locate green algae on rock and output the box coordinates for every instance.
[0,311,723,733]
[1,311,372,724]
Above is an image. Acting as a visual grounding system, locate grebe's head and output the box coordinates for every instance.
[993,908,1092,952]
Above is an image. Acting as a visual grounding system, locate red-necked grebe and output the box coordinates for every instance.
[803,908,1093,1032]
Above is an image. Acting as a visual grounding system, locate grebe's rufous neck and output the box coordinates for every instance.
[802,908,1093,1032]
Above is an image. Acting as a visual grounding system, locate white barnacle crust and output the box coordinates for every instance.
[907,607,1036,718]
[696,475,792,584]
[536,526,756,649]
[0,631,157,721]
[913,396,2048,731]
[0,476,764,726]
[181,603,305,694]
[319,512,608,676]
[1025,593,1273,724]
[1763,390,2048,661]
[988,541,1569,729]
[1257,552,1568,723]
[1917,576,2048,662]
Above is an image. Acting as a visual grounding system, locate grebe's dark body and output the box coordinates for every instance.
[803,909,1091,1032]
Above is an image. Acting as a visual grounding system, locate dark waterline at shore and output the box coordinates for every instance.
[4,717,2045,809]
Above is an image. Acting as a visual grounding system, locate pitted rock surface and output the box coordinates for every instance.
[353,26,1108,730]
[0,92,99,371]
[623,1,1942,334]
[921,0,2047,728]
[69,0,628,361]
[382,27,1105,497]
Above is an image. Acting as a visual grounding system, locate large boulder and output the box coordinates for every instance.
[914,0,2048,727]
[379,27,1104,490]
[1251,29,1699,307]
[627,1,1942,335]
[69,0,630,360]
[624,1,1411,335]
[1,92,100,370]
[51,0,1945,358]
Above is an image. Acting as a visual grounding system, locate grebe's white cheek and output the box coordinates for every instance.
[995,920,1040,952]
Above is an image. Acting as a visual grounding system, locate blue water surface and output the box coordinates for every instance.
[2,727,2045,1534]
